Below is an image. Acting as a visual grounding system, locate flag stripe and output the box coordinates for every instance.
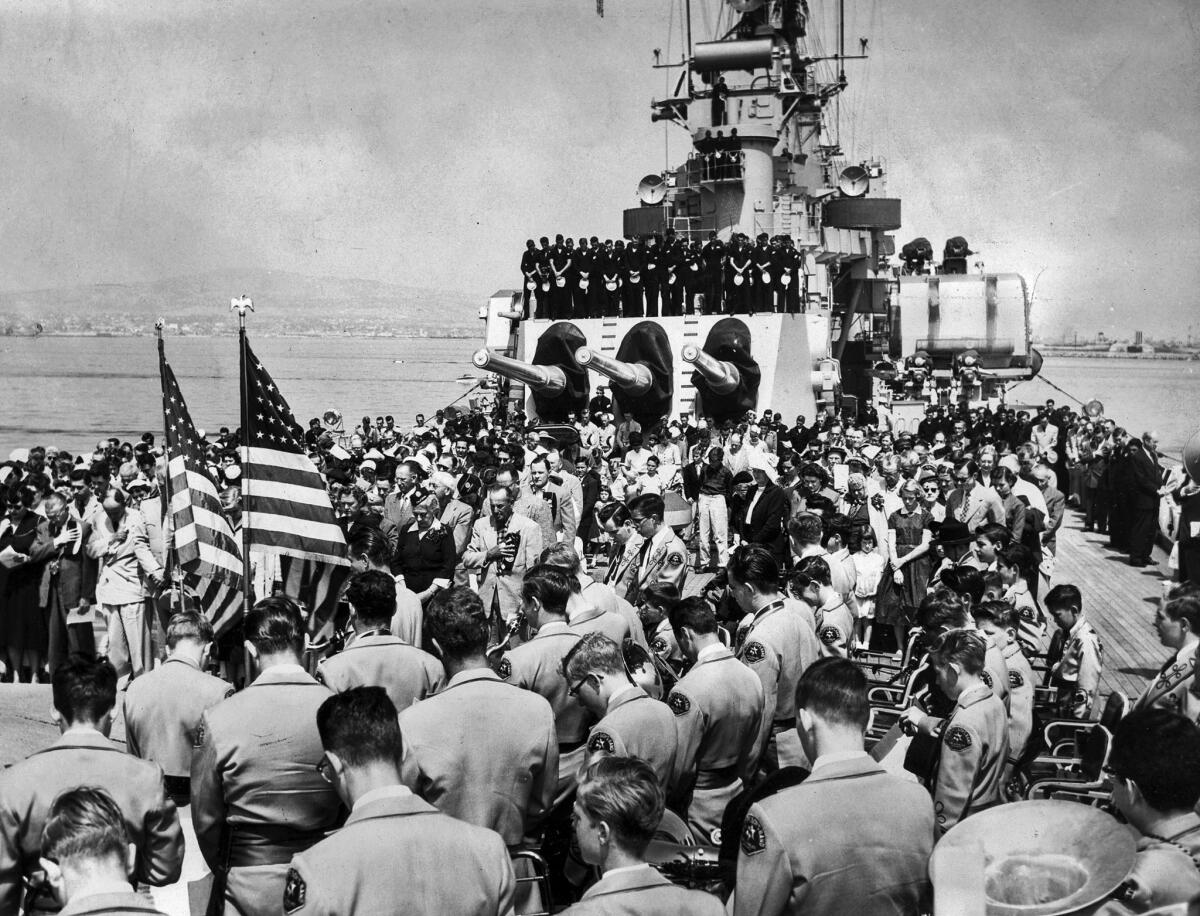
[243,524,347,562]
[242,477,334,508]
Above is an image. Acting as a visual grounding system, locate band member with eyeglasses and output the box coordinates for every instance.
[284,687,516,916]
[191,597,341,916]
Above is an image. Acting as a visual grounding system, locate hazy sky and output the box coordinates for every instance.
[0,0,1196,339]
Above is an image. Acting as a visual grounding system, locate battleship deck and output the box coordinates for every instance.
[0,503,1174,770]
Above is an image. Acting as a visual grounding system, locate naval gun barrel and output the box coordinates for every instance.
[681,344,741,395]
[472,348,566,395]
[574,347,654,396]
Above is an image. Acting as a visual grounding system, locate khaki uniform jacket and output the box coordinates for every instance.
[399,668,558,845]
[317,631,445,714]
[732,755,934,916]
[499,620,588,746]
[569,605,632,647]
[581,578,649,650]
[930,684,1009,835]
[59,890,167,915]
[603,534,644,598]
[584,686,678,793]
[814,594,854,659]
[0,729,183,914]
[625,529,688,606]
[668,646,764,789]
[562,863,724,916]
[284,789,516,916]
[1134,642,1199,723]
[191,666,342,916]
[123,657,234,778]
[463,514,544,621]
[1050,617,1103,719]
[1002,642,1036,763]
[983,634,1012,711]
[736,598,820,760]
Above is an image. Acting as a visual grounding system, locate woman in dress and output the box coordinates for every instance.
[884,480,933,653]
[394,491,457,606]
[0,484,55,681]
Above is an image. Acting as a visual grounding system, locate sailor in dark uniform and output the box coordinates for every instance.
[520,239,541,320]
[778,236,803,313]
[643,233,663,318]
[701,231,725,314]
[662,232,685,317]
[683,240,704,315]
[573,237,594,318]
[602,240,624,318]
[750,232,773,315]
[726,235,751,315]
[589,237,608,318]
[548,234,572,320]
[623,236,645,318]
[535,236,552,319]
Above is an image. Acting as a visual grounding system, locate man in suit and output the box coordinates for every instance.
[191,597,342,915]
[730,659,934,916]
[1033,461,1066,586]
[382,459,423,559]
[430,471,473,583]
[0,658,183,914]
[1126,431,1164,567]
[529,456,578,548]
[317,570,444,714]
[463,483,544,627]
[563,757,724,916]
[399,588,558,845]
[625,493,688,606]
[123,611,233,808]
[38,492,94,674]
[284,688,515,916]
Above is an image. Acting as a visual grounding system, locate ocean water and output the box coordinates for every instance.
[1,335,1197,459]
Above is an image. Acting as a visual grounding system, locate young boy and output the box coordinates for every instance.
[974,601,1035,775]
[1045,584,1103,720]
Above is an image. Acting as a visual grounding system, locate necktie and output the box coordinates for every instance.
[605,547,624,585]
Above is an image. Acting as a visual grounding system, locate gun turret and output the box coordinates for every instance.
[609,321,674,427]
[681,344,741,395]
[472,348,566,395]
[574,347,654,395]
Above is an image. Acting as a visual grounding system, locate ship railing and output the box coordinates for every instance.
[678,152,745,189]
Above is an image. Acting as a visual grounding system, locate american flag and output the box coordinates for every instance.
[240,336,348,567]
[159,340,244,591]
[182,572,246,640]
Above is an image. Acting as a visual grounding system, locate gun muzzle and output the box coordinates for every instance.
[472,348,566,395]
[681,344,741,395]
[574,347,654,395]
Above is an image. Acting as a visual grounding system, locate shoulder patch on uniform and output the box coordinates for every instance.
[1008,669,1024,688]
[743,640,766,664]
[588,731,616,754]
[284,867,306,913]
[193,722,206,749]
[497,657,512,680]
[667,692,691,716]
[945,725,973,752]
[667,551,684,567]
[819,626,840,645]
[740,814,767,856]
[981,669,993,689]
[651,637,669,655]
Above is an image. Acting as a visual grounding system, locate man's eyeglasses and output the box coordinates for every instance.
[315,753,336,784]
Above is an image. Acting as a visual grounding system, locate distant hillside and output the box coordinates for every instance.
[0,269,484,337]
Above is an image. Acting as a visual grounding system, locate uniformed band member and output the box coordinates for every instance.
[1105,708,1200,912]
[668,596,765,845]
[123,611,233,807]
[191,596,341,916]
[284,687,516,916]
[1045,584,1103,719]
[566,633,679,794]
[317,569,444,714]
[793,558,854,659]
[1134,590,1199,721]
[624,493,688,606]
[973,602,1036,772]
[730,659,934,916]
[901,628,1009,836]
[398,586,558,846]
[562,757,725,916]
[502,564,589,800]
[728,545,821,772]
[38,787,169,916]
[0,657,183,914]
[597,502,642,598]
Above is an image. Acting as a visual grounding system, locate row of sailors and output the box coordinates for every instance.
[519,231,808,320]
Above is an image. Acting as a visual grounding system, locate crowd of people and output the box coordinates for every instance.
[0,392,1199,914]
[519,229,810,320]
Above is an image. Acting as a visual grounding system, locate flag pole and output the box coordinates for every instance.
[155,319,183,616]
[232,296,255,619]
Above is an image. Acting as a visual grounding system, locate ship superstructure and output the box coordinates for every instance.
[474,0,1037,432]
